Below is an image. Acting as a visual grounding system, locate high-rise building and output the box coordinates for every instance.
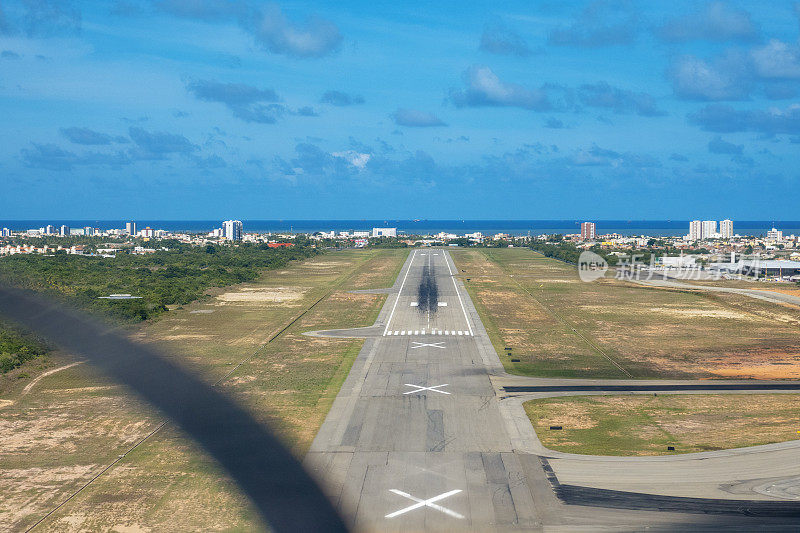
[580,222,596,240]
[720,219,733,239]
[126,222,137,236]
[44,224,56,235]
[701,220,717,239]
[59,225,70,236]
[141,227,154,238]
[84,226,94,236]
[1,228,10,237]
[689,220,702,240]
[223,220,243,241]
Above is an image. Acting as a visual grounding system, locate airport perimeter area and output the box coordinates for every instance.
[3,247,800,531]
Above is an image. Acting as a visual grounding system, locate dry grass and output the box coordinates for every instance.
[451,248,800,379]
[525,394,800,456]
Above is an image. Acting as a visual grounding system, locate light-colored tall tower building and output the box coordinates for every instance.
[223,220,243,241]
[59,225,70,236]
[701,220,717,239]
[689,220,702,240]
[720,219,733,239]
[126,222,137,235]
[580,221,596,240]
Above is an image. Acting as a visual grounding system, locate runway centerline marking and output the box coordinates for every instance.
[385,489,464,519]
[410,341,445,349]
[403,383,450,395]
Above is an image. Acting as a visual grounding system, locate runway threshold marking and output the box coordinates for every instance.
[403,383,450,395]
[385,489,464,519]
[410,341,445,349]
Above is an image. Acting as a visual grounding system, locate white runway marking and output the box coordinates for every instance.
[383,250,417,336]
[410,341,445,349]
[414,330,419,335]
[403,383,450,395]
[438,302,447,307]
[410,302,418,307]
[458,331,463,336]
[385,489,463,519]
[401,331,406,336]
[444,250,474,336]
[444,331,449,335]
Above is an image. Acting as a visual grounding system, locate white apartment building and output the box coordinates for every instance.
[223,220,243,241]
[701,220,717,239]
[767,227,783,241]
[689,220,702,240]
[720,219,733,239]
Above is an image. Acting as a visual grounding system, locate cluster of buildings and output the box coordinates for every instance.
[688,219,734,240]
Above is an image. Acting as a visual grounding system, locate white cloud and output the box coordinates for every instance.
[332,150,370,169]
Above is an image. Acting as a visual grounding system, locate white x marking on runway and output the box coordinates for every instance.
[385,489,464,519]
[403,383,450,395]
[410,341,445,349]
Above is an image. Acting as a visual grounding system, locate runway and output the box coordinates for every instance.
[304,249,800,531]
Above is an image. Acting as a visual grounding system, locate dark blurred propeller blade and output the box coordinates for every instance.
[0,286,348,533]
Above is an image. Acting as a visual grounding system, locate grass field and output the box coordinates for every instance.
[451,247,800,379]
[0,248,408,532]
[524,394,800,456]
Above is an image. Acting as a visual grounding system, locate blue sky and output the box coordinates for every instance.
[1,0,799,219]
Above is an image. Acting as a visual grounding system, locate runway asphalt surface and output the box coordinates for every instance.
[304,249,800,531]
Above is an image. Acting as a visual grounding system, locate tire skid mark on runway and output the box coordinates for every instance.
[541,455,800,516]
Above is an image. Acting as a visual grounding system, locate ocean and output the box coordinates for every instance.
[1,220,798,237]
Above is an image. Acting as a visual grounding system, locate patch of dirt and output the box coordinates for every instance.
[529,402,599,430]
[647,307,753,320]
[704,363,800,379]
[156,334,215,341]
[112,525,151,533]
[216,287,307,303]
[760,289,800,297]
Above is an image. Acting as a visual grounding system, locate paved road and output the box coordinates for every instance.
[635,278,800,306]
[305,249,800,531]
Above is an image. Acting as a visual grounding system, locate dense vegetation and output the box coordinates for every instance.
[528,239,620,266]
[0,325,48,374]
[0,240,318,322]
[0,241,319,373]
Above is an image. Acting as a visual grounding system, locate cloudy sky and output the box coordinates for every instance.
[1,0,799,219]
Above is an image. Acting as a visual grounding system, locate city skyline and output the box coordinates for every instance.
[0,1,799,219]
